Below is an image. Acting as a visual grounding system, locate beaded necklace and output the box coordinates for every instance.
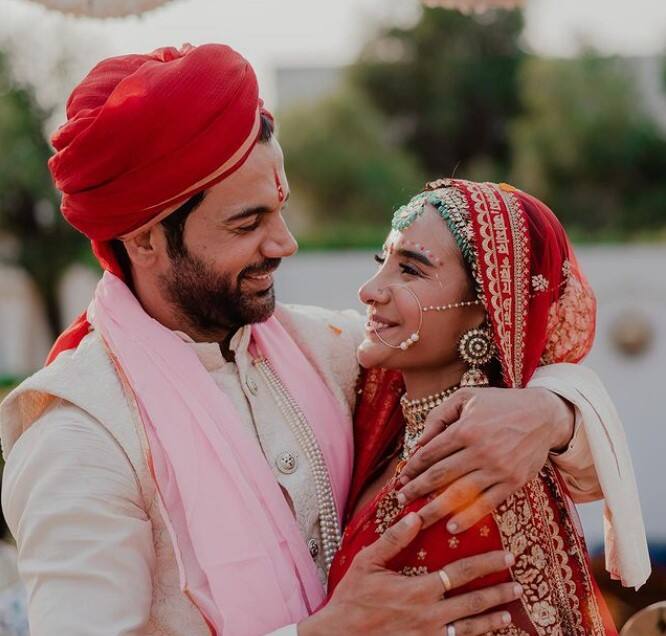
[399,385,460,461]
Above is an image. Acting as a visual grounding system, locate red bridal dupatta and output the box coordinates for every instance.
[329,180,618,635]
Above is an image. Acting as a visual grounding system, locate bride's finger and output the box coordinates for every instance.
[445,484,509,534]
[397,447,472,504]
[417,471,496,529]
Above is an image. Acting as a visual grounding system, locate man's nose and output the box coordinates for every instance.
[263,214,298,259]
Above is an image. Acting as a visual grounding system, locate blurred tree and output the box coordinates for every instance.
[351,7,525,180]
[510,55,666,237]
[0,48,86,335]
[280,88,425,245]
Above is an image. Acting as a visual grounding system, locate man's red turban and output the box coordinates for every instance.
[47,43,268,362]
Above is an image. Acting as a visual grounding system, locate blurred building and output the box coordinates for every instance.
[0,265,52,378]
[275,66,343,111]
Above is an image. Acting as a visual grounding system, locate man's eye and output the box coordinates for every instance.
[374,253,386,265]
[237,221,260,233]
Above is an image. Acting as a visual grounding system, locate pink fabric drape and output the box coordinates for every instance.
[91,272,352,635]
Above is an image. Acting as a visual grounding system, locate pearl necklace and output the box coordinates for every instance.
[253,357,341,571]
[400,385,460,460]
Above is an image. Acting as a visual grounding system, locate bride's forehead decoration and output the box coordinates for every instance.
[391,177,596,388]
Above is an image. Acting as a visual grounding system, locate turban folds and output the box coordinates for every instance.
[47,43,268,362]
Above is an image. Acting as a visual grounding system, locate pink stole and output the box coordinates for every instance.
[90,272,352,635]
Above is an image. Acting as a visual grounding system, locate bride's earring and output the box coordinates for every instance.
[458,325,495,387]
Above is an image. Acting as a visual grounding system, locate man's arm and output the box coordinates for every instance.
[529,366,602,502]
[1,404,155,636]
[394,385,580,530]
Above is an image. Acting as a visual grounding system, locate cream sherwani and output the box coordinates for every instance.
[0,303,631,635]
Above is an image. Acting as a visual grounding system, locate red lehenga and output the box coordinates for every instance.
[328,180,617,635]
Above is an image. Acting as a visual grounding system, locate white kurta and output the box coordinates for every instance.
[0,303,643,635]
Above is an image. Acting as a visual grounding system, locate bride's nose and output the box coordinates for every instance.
[359,277,390,306]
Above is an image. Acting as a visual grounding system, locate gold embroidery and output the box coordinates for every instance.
[501,189,530,387]
[480,525,490,537]
[400,566,429,577]
[532,274,550,293]
[493,464,606,635]
[375,489,404,535]
[448,537,460,549]
[417,548,428,561]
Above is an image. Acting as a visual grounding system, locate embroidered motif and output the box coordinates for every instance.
[417,548,428,561]
[448,537,460,549]
[480,525,490,538]
[400,566,429,577]
[532,274,550,293]
[495,626,531,636]
[562,259,572,280]
[493,464,606,635]
[375,489,404,535]
[541,275,596,366]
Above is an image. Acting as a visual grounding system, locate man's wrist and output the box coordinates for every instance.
[542,389,575,453]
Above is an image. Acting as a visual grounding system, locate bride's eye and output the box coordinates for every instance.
[400,263,421,277]
[374,253,386,266]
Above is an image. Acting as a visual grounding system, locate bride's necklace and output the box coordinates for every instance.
[399,385,460,461]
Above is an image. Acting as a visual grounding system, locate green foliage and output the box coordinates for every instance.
[510,55,666,236]
[280,87,425,234]
[351,8,525,178]
[0,49,88,334]
[281,8,666,243]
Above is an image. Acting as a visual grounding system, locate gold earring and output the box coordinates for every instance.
[458,326,495,387]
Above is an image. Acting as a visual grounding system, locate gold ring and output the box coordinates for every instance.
[438,568,453,594]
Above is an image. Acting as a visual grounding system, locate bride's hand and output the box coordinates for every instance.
[299,512,521,636]
[394,387,575,531]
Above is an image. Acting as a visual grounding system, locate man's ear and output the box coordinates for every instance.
[122,224,167,270]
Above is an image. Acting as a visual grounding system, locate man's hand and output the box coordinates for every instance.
[299,512,521,636]
[396,387,575,532]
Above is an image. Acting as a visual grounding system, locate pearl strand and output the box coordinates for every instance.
[422,299,482,312]
[254,358,341,570]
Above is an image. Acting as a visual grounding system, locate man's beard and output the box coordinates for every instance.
[161,250,280,337]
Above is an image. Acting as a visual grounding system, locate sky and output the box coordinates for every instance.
[1,0,665,125]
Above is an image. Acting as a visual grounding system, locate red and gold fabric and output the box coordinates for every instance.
[328,180,616,635]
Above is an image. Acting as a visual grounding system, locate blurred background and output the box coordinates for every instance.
[0,0,665,630]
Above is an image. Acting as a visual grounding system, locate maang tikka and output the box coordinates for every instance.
[458,325,495,386]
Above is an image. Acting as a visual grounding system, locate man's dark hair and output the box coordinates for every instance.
[110,112,275,284]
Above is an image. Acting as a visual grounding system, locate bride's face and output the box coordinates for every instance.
[357,204,485,370]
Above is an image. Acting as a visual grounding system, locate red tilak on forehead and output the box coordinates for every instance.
[274,168,285,203]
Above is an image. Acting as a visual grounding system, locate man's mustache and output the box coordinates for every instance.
[239,258,282,280]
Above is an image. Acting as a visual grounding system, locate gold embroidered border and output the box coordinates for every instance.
[499,189,530,387]
[493,465,606,635]
[470,182,515,385]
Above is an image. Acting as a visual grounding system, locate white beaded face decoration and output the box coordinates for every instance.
[369,284,423,351]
